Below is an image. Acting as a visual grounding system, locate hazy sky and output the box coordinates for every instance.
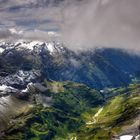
[0,0,140,51]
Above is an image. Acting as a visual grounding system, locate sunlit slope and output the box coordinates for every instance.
[79,84,140,139]
[0,96,33,132]
[2,83,140,140]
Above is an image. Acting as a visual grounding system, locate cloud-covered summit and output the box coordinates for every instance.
[0,0,140,52]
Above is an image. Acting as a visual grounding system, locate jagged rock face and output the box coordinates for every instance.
[1,41,140,90]
[0,70,41,89]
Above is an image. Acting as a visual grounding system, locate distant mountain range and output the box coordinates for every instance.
[0,40,140,90]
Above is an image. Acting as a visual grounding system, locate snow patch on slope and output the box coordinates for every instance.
[15,40,44,51]
[120,135,133,140]
[46,43,54,54]
[0,48,4,53]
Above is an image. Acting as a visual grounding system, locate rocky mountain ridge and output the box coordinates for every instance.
[0,40,140,91]
[0,40,139,139]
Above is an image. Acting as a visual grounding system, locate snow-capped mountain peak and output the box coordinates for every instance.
[15,40,44,51]
[0,40,64,55]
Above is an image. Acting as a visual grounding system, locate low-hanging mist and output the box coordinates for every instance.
[59,0,140,52]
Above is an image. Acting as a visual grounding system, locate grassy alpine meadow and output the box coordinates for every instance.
[1,82,140,140]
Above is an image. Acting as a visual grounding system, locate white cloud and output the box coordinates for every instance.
[9,28,23,34]
[59,0,140,51]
